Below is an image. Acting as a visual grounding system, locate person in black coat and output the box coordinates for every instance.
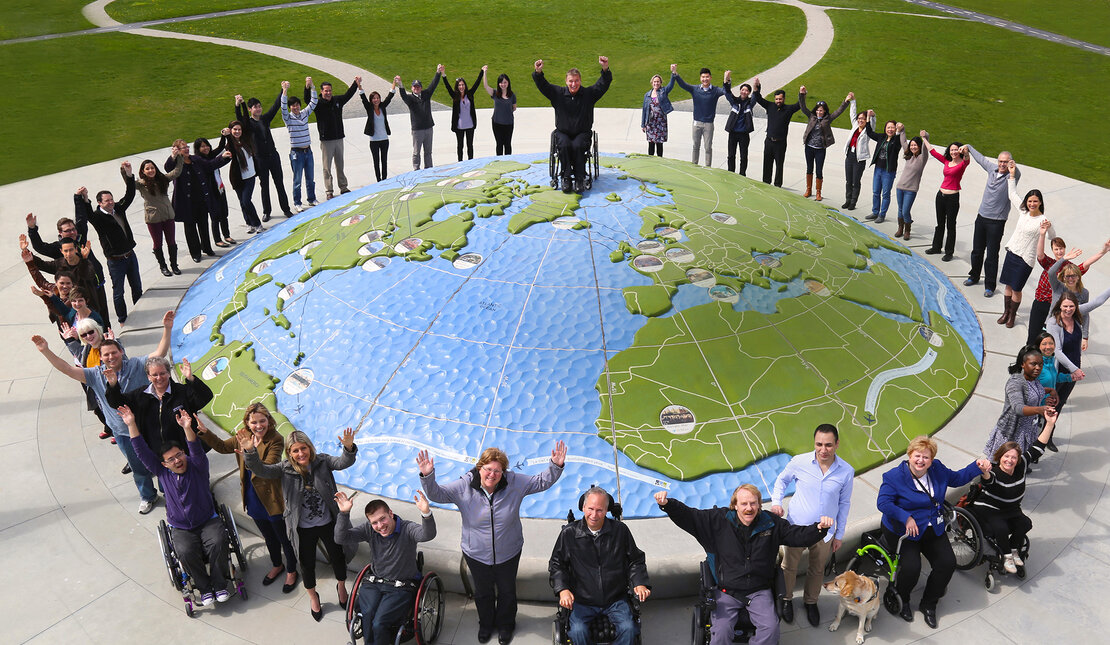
[656,485,831,645]
[165,140,233,263]
[444,67,485,161]
[105,356,213,456]
[194,134,236,248]
[550,487,650,645]
[75,164,141,324]
[307,78,359,199]
[533,56,612,195]
[360,78,396,182]
[235,92,293,220]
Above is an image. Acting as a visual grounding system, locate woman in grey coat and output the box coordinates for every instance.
[242,427,358,621]
[417,441,566,645]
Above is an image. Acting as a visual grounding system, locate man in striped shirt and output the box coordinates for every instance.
[281,78,319,214]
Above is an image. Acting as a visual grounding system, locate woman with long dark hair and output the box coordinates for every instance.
[922,136,970,261]
[135,152,183,276]
[226,120,265,234]
[194,133,236,247]
[996,163,1052,328]
[360,77,396,182]
[445,67,484,161]
[483,67,517,155]
[893,132,927,240]
[798,87,851,201]
[1047,286,1110,409]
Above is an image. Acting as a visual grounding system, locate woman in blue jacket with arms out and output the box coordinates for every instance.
[418,442,566,645]
[641,72,674,157]
[877,435,991,629]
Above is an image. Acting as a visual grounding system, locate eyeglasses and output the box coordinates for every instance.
[80,330,97,338]
[1064,275,1080,280]
[480,466,503,476]
[163,452,186,463]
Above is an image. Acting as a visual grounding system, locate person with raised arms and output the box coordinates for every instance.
[533,56,611,195]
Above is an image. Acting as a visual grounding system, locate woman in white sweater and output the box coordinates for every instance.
[997,161,1052,328]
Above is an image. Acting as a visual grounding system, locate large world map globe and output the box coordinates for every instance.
[172,154,982,518]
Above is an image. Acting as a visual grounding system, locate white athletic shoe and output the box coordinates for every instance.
[201,592,215,607]
[1003,554,1017,574]
[215,589,230,603]
[1011,551,1024,567]
[138,497,157,515]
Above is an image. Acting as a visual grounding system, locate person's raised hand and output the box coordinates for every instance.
[436,63,445,74]
[1102,238,1110,254]
[235,94,244,105]
[905,516,919,538]
[19,233,30,251]
[558,589,574,610]
[121,160,132,175]
[818,516,834,529]
[1040,219,1051,232]
[81,240,92,258]
[896,122,905,133]
[103,364,117,386]
[975,458,992,475]
[481,64,488,73]
[76,186,88,200]
[235,427,254,452]
[194,416,209,435]
[654,490,668,507]
[59,321,75,339]
[30,284,45,297]
[25,213,37,228]
[281,80,290,92]
[1008,159,1017,174]
[335,491,354,514]
[305,76,313,88]
[670,63,677,74]
[551,439,567,467]
[920,129,928,139]
[723,70,732,83]
[634,585,650,602]
[162,310,175,328]
[354,75,361,86]
[339,426,357,450]
[105,327,115,340]
[394,75,402,85]
[846,91,854,101]
[534,59,543,73]
[20,246,32,264]
[770,504,784,516]
[867,109,875,118]
[1065,247,1083,261]
[799,84,807,94]
[416,449,434,476]
[221,150,233,158]
[181,358,192,381]
[176,407,193,430]
[221,127,231,136]
[117,404,134,426]
[31,334,48,352]
[414,490,430,514]
[598,55,609,69]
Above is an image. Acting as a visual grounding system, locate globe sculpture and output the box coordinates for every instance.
[172,154,982,518]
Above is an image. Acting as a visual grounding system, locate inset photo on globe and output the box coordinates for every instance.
[173,153,982,519]
[299,240,321,256]
[182,314,207,335]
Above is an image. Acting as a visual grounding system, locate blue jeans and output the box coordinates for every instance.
[569,598,636,645]
[113,432,156,502]
[358,582,415,645]
[106,252,142,322]
[289,147,316,205]
[871,167,896,218]
[235,176,261,227]
[896,188,917,223]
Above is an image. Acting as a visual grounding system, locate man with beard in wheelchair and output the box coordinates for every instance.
[550,486,650,645]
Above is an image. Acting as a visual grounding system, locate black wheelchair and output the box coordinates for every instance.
[345,552,444,645]
[552,492,642,645]
[690,554,787,645]
[156,502,248,617]
[549,130,600,192]
[954,491,1030,590]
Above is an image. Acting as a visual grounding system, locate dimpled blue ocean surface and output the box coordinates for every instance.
[172,154,982,518]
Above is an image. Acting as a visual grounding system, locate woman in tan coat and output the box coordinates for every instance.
[135,151,183,276]
[199,403,299,592]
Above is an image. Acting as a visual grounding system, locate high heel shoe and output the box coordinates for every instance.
[337,582,349,610]
[309,590,323,622]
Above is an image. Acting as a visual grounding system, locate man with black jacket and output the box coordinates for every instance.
[399,66,443,171]
[753,78,802,188]
[722,81,757,176]
[533,56,611,194]
[550,487,650,645]
[105,356,213,456]
[656,485,832,645]
[75,163,142,324]
[235,92,294,221]
[26,212,109,325]
[308,77,360,199]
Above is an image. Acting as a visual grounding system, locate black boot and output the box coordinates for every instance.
[167,244,182,275]
[153,248,172,277]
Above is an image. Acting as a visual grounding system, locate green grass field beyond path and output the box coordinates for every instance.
[106,0,294,23]
[155,0,806,109]
[939,0,1110,48]
[0,0,91,39]
[0,33,327,186]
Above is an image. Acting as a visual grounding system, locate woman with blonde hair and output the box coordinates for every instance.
[417,441,566,644]
[241,426,358,621]
[200,403,298,591]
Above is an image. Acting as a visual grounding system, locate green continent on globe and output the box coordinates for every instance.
[593,155,978,480]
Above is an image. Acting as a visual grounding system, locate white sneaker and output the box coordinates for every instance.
[1011,551,1024,567]
[201,592,215,607]
[138,497,157,515]
[215,589,231,603]
[308,200,319,207]
[1003,554,1017,574]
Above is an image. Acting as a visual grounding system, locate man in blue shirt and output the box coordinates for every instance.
[671,65,728,167]
[31,310,175,514]
[770,424,854,626]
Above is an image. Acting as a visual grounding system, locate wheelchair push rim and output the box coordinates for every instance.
[946,505,984,570]
[414,572,444,645]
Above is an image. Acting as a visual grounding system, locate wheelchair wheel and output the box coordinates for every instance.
[882,586,902,616]
[347,563,374,644]
[549,131,560,188]
[690,608,708,645]
[414,572,444,645]
[184,597,195,618]
[591,131,600,180]
[984,572,997,591]
[237,580,248,600]
[157,520,184,591]
[219,504,248,573]
[946,505,984,570]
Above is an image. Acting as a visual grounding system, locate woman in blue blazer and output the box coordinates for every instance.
[641,73,675,157]
[877,435,990,629]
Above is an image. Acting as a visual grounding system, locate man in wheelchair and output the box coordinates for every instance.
[533,56,611,195]
[549,486,650,645]
[335,490,436,645]
[655,485,833,645]
[121,405,230,606]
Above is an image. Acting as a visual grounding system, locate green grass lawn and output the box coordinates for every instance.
[0,32,327,185]
[156,0,806,109]
[0,0,92,39]
[106,0,305,23]
[787,10,1110,187]
[805,0,941,14]
[939,0,1110,47]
